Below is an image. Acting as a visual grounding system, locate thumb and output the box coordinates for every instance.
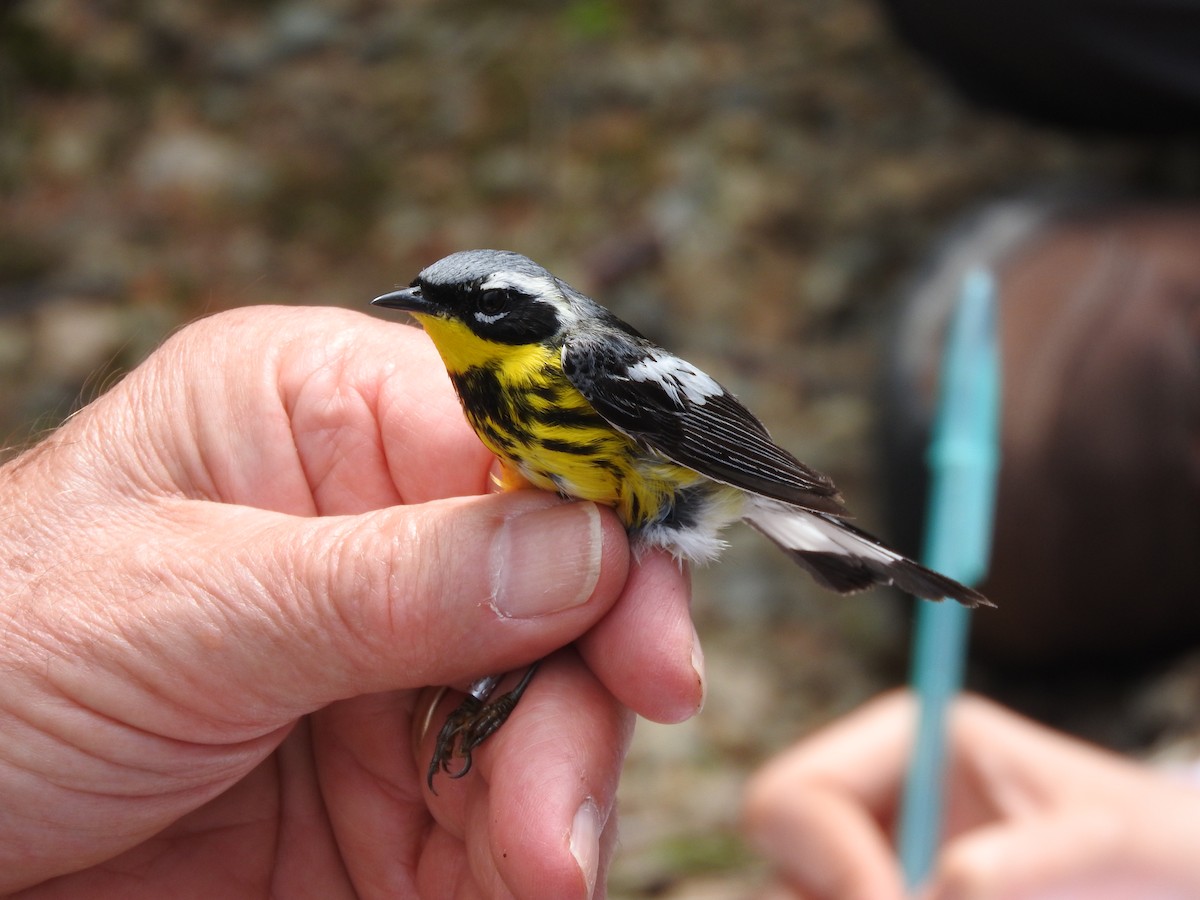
[294,490,633,694]
[69,490,631,741]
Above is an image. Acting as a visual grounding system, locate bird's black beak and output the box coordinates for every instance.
[371,285,434,314]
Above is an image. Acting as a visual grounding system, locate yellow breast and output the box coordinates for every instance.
[415,313,709,531]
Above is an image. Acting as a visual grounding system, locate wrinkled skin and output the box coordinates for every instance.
[0,307,703,899]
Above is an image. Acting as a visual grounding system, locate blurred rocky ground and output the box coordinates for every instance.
[1,1,1195,896]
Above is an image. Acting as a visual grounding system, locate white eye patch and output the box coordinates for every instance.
[474,310,508,324]
[480,272,558,296]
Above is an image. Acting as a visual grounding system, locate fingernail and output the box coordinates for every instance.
[491,502,603,618]
[413,686,449,753]
[660,623,706,723]
[569,797,601,900]
[691,623,707,715]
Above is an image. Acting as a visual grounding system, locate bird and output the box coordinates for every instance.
[372,249,989,788]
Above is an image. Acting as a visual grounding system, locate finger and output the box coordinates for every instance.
[575,550,703,724]
[947,694,1153,821]
[311,692,429,898]
[415,826,480,900]
[741,691,916,900]
[299,493,631,695]
[279,313,496,509]
[745,787,907,900]
[475,650,633,900]
[321,689,624,900]
[413,651,631,900]
[104,307,491,514]
[747,690,917,817]
[927,720,1200,900]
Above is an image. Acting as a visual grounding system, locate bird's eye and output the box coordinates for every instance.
[478,289,510,316]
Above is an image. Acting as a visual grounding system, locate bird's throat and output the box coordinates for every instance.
[415,313,558,380]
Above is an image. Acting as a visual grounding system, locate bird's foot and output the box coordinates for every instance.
[426,662,542,792]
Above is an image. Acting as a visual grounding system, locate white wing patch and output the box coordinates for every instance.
[626,352,723,406]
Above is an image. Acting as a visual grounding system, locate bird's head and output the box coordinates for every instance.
[372,251,583,357]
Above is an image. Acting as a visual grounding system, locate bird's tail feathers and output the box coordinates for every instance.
[744,500,990,607]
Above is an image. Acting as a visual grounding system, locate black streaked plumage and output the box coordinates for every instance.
[371,249,992,789]
[563,332,849,517]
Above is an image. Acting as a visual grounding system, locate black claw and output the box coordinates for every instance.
[425,662,543,792]
[427,696,483,793]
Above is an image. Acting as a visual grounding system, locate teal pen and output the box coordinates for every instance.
[897,268,1002,889]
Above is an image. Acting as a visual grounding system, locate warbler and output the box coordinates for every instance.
[372,249,988,787]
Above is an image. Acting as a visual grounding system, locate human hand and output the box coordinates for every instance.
[0,306,702,898]
[743,690,1200,900]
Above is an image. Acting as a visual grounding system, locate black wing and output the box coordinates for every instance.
[562,330,848,515]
